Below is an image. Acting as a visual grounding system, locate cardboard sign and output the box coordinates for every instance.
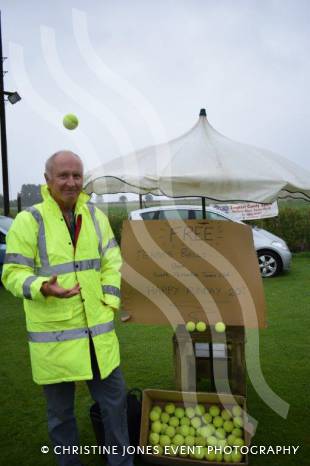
[120,220,266,328]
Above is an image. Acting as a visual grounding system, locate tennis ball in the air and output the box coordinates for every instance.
[186,321,196,332]
[63,113,79,130]
[215,321,226,333]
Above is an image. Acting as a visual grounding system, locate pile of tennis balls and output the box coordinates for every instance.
[148,401,246,463]
[185,321,226,333]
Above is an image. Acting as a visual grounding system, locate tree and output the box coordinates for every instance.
[20,184,42,206]
[145,194,153,202]
[119,195,127,203]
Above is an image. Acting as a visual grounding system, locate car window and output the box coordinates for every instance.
[0,217,13,231]
[194,210,230,221]
[140,211,158,220]
[158,209,190,220]
[0,231,6,245]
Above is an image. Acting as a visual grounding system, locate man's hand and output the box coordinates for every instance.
[40,275,81,298]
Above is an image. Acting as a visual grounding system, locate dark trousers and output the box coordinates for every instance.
[43,338,133,466]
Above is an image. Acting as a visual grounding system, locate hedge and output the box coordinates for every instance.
[247,207,310,252]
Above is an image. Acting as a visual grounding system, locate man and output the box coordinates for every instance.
[2,151,133,466]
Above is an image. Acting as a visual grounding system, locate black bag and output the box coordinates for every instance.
[90,388,142,454]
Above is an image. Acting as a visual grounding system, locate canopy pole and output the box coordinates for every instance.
[139,194,143,209]
[201,197,206,219]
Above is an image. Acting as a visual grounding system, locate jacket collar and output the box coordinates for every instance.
[41,184,90,213]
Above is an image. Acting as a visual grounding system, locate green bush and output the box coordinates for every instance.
[248,207,310,252]
[107,207,128,245]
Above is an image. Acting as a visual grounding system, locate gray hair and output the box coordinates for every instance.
[45,151,83,178]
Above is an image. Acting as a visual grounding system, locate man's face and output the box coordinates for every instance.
[45,153,83,209]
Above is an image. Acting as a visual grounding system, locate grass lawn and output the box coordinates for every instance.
[0,253,309,466]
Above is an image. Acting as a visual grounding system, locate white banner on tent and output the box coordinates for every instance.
[210,201,278,220]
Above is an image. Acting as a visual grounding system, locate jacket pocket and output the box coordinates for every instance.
[25,297,76,323]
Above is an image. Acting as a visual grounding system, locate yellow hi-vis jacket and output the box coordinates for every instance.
[2,185,122,385]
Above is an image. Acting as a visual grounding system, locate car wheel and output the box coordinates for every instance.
[257,250,282,278]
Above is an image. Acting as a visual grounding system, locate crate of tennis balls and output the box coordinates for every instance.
[139,389,251,465]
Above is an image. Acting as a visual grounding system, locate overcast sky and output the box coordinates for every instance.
[1,0,310,198]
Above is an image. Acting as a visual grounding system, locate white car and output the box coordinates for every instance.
[129,205,292,278]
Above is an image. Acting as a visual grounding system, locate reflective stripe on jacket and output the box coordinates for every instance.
[2,185,122,384]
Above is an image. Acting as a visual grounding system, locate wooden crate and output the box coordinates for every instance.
[173,325,246,396]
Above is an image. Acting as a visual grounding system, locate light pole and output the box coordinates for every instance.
[0,11,21,216]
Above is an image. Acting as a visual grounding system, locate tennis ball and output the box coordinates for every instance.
[165,403,175,415]
[185,321,196,332]
[233,416,244,428]
[149,410,160,421]
[180,417,190,426]
[206,435,218,447]
[165,426,176,438]
[221,409,232,421]
[223,420,234,433]
[209,405,220,417]
[195,404,206,416]
[169,416,179,427]
[184,435,195,447]
[217,438,227,450]
[232,427,243,438]
[202,424,215,437]
[215,321,226,333]
[194,446,205,460]
[196,321,207,332]
[205,450,216,461]
[160,423,168,434]
[63,113,79,130]
[202,413,212,424]
[151,421,162,434]
[149,432,160,445]
[234,437,245,447]
[166,445,178,456]
[232,405,243,417]
[224,452,232,463]
[215,427,226,440]
[190,416,201,429]
[160,412,170,424]
[155,445,164,455]
[185,407,195,418]
[231,451,243,463]
[213,416,224,428]
[159,434,171,447]
[179,425,190,437]
[227,434,237,446]
[175,407,185,419]
[195,435,206,447]
[172,434,184,446]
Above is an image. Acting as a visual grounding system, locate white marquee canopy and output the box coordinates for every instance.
[84,109,310,204]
